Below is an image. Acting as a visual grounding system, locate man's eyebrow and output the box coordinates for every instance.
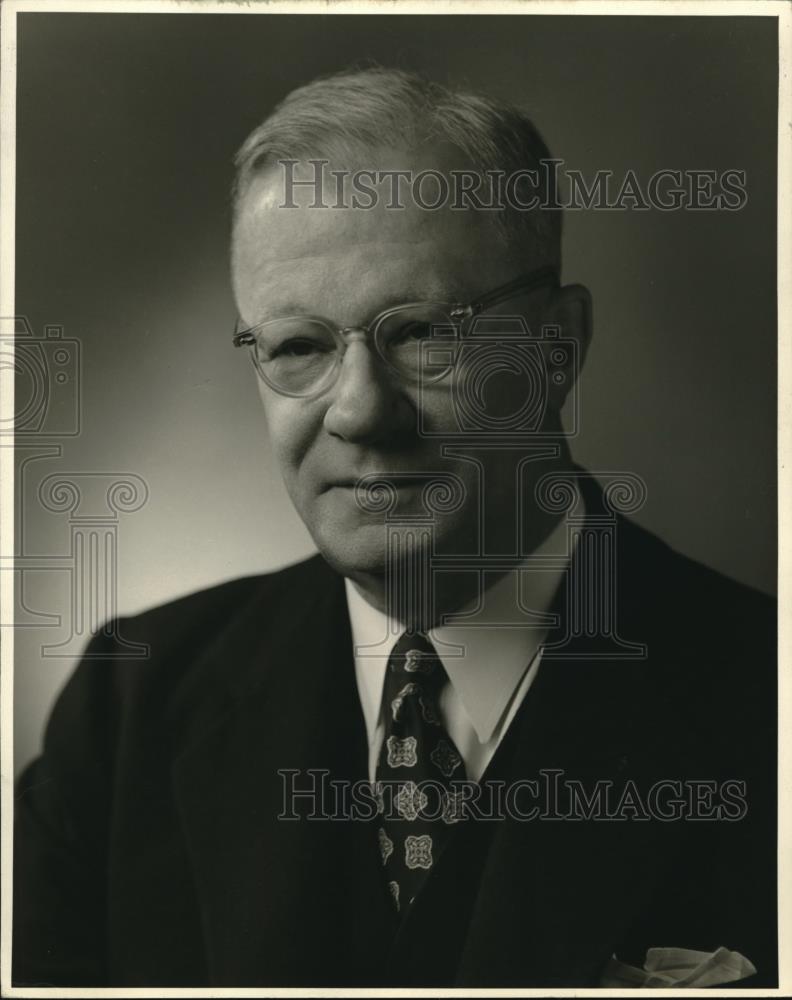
[258,301,311,318]
[242,301,316,326]
[246,287,456,326]
[368,287,454,311]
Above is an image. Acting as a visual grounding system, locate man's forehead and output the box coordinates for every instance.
[232,166,507,302]
[237,169,490,245]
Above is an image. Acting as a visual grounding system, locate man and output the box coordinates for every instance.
[14,69,776,987]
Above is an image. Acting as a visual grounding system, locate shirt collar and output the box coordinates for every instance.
[346,489,583,746]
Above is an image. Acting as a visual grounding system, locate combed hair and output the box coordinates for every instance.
[232,67,562,267]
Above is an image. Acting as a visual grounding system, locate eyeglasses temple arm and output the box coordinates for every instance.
[466,265,560,316]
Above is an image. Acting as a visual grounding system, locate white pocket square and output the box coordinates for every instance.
[599,946,757,988]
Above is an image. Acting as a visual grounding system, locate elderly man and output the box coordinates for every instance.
[14,69,775,988]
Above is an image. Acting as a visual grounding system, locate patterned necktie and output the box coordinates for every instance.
[374,631,468,916]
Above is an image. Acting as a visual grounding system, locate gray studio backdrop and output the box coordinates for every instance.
[13,13,777,775]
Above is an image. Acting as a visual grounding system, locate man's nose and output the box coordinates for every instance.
[322,333,414,443]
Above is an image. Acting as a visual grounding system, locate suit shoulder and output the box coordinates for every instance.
[616,516,775,724]
[103,551,338,694]
[38,554,334,747]
[618,514,774,618]
[120,552,329,641]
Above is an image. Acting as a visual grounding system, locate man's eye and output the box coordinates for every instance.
[390,321,433,344]
[271,339,330,359]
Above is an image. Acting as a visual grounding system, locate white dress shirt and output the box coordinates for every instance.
[346,496,583,783]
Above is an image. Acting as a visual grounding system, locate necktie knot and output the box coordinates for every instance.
[387,631,442,680]
[383,634,447,718]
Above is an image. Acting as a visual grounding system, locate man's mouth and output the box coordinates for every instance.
[326,474,432,490]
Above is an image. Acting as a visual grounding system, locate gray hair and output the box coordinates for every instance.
[232,67,561,267]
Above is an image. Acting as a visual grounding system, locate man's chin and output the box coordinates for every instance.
[311,522,391,578]
[304,489,433,578]
[311,516,444,579]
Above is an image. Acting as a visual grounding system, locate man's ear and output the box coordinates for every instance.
[541,283,592,411]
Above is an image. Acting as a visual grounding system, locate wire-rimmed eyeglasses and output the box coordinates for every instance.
[232,265,559,398]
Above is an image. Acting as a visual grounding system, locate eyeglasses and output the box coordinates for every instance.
[232,265,559,398]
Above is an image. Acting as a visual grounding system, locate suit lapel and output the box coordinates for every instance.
[169,557,395,985]
[453,652,683,986]
[450,488,687,986]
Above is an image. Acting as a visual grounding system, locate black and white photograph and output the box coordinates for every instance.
[1,1,788,992]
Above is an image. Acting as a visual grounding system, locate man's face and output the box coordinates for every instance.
[231,149,569,581]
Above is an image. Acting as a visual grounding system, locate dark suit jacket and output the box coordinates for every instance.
[14,476,777,988]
